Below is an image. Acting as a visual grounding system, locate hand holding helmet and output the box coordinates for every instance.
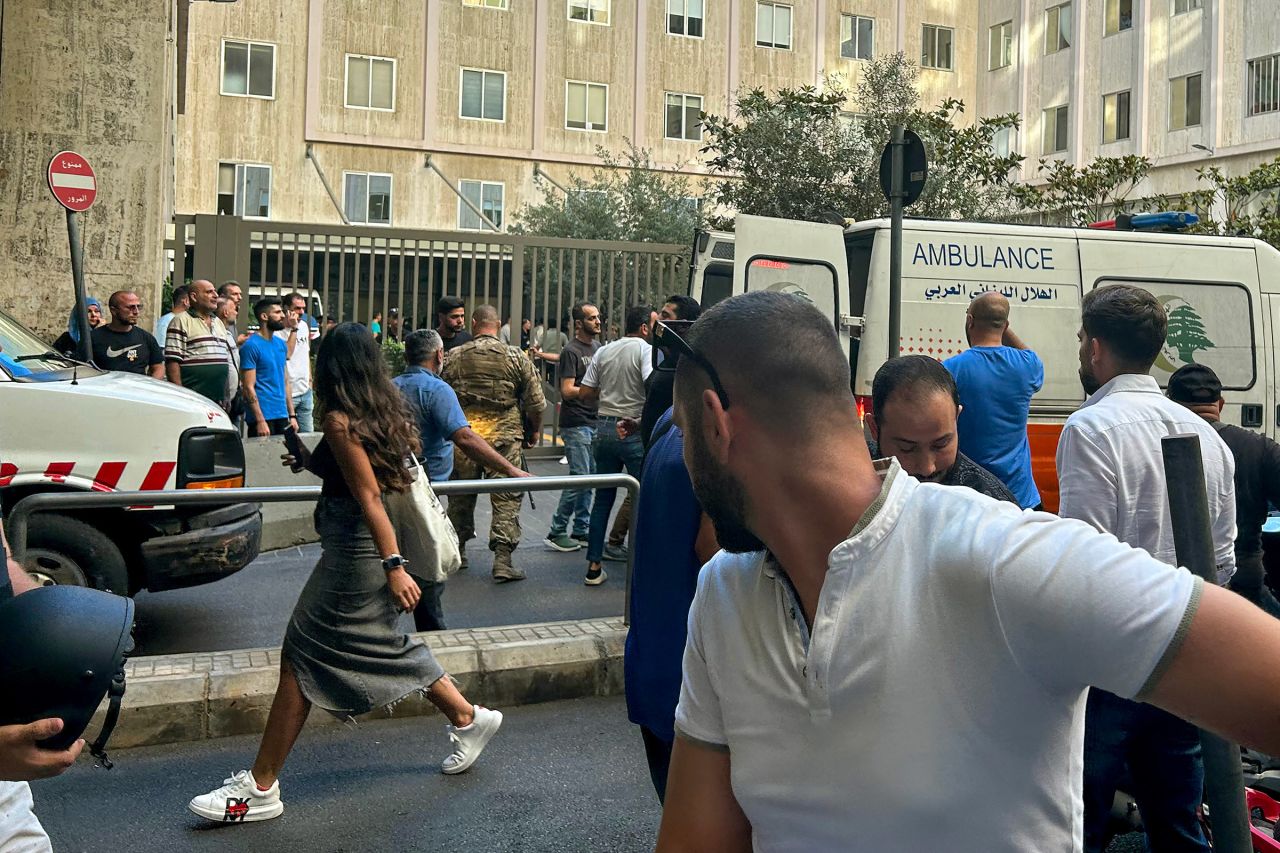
[0,719,83,781]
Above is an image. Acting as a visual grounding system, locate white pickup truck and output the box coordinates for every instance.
[0,307,261,595]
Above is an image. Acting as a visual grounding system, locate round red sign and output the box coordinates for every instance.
[47,151,97,212]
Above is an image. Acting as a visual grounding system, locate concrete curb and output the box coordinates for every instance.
[92,617,627,749]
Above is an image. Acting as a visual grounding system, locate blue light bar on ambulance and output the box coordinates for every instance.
[1087,211,1200,232]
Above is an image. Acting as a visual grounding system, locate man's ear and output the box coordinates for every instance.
[1217,397,1226,415]
[700,387,734,464]
[865,412,880,441]
[1089,336,1104,368]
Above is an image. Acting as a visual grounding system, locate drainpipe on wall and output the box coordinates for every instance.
[305,144,350,225]
[425,155,501,233]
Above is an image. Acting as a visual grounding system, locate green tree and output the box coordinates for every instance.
[512,140,702,244]
[698,52,1024,226]
[1166,304,1215,363]
[1012,155,1154,226]
[1176,157,1280,249]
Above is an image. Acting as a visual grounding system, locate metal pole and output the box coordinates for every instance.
[888,125,905,360]
[1161,434,1251,853]
[66,209,95,364]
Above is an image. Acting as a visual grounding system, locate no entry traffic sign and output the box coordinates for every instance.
[47,151,97,212]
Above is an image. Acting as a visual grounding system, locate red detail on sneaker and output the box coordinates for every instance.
[224,798,250,821]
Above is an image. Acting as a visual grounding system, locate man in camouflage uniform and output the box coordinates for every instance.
[442,304,545,582]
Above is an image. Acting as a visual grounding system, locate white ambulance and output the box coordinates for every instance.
[689,214,1280,512]
[0,308,261,595]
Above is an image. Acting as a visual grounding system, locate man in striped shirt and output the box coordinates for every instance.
[165,279,233,409]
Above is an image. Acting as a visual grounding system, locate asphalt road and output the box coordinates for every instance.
[131,459,628,655]
[35,696,661,853]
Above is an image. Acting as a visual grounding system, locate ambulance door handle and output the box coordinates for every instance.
[1242,404,1263,428]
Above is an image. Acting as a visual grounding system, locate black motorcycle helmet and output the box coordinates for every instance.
[0,585,134,768]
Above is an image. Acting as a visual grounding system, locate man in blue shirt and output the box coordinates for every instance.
[624,407,717,803]
[238,298,295,436]
[394,330,528,630]
[943,291,1044,509]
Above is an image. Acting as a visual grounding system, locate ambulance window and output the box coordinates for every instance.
[744,257,839,325]
[701,263,734,307]
[1096,279,1256,391]
[845,232,874,317]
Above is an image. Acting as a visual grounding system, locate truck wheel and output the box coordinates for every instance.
[23,514,130,595]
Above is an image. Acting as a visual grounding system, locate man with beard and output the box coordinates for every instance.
[1058,284,1235,853]
[239,297,296,437]
[436,296,472,352]
[92,291,164,377]
[865,355,1016,502]
[654,291,1280,853]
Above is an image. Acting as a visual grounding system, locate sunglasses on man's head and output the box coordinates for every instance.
[655,320,730,409]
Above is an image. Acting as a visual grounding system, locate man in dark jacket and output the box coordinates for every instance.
[1168,363,1280,616]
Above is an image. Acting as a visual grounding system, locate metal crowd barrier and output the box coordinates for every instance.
[7,473,641,624]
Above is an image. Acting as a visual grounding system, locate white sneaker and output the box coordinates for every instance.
[188,770,284,823]
[442,706,503,775]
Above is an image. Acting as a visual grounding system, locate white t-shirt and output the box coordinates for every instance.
[581,336,652,419]
[675,460,1201,852]
[274,320,312,398]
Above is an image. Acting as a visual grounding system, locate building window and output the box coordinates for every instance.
[1102,91,1131,142]
[344,55,395,111]
[1043,105,1069,154]
[458,180,504,230]
[1173,0,1202,14]
[221,40,275,99]
[568,0,610,25]
[989,21,1013,70]
[343,173,392,225]
[840,15,874,61]
[668,0,704,37]
[1170,73,1202,129]
[1045,3,1072,54]
[665,93,703,141]
[921,25,953,70]
[992,126,1014,158]
[566,81,608,131]
[1105,0,1133,35]
[460,68,506,121]
[755,2,792,50]
[463,0,508,7]
[217,163,272,219]
[1249,54,1280,116]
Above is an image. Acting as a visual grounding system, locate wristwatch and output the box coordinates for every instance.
[381,554,408,572]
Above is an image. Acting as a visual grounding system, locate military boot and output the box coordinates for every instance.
[491,545,526,583]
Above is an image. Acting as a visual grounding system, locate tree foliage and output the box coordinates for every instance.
[1012,155,1154,226]
[512,141,702,244]
[1176,157,1280,248]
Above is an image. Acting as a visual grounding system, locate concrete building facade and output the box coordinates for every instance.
[178,0,1280,232]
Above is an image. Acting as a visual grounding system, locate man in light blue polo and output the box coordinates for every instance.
[944,291,1044,510]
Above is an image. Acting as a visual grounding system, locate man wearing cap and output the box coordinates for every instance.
[1169,363,1280,617]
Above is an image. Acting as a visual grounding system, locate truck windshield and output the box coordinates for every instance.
[0,310,98,381]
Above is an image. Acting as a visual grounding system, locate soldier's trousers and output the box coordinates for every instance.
[447,440,523,552]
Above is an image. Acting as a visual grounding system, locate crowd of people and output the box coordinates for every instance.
[15,280,1280,851]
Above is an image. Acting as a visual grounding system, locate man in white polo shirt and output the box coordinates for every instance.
[655,291,1280,853]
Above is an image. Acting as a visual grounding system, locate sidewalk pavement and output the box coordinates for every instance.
[97,617,627,749]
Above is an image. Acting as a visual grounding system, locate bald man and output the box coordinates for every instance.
[942,292,1044,510]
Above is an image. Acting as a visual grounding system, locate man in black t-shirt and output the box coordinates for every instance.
[436,296,472,352]
[92,291,164,377]
[544,301,602,552]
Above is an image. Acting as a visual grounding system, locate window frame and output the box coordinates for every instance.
[755,1,793,50]
[667,0,705,38]
[220,38,277,100]
[342,171,393,226]
[921,24,955,71]
[1104,0,1133,36]
[1248,53,1280,117]
[343,53,397,112]
[457,179,506,231]
[565,80,609,133]
[664,92,704,141]
[217,162,273,220]
[462,0,509,8]
[1173,0,1202,15]
[991,126,1015,158]
[989,20,1014,70]
[1102,90,1132,143]
[840,14,874,61]
[568,0,610,26]
[1045,3,1072,54]
[1043,104,1070,154]
[1170,72,1203,130]
[458,67,507,123]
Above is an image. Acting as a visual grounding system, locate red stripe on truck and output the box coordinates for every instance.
[91,462,127,492]
[44,462,74,484]
[139,461,176,491]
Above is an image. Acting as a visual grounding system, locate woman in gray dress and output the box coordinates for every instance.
[188,323,502,824]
